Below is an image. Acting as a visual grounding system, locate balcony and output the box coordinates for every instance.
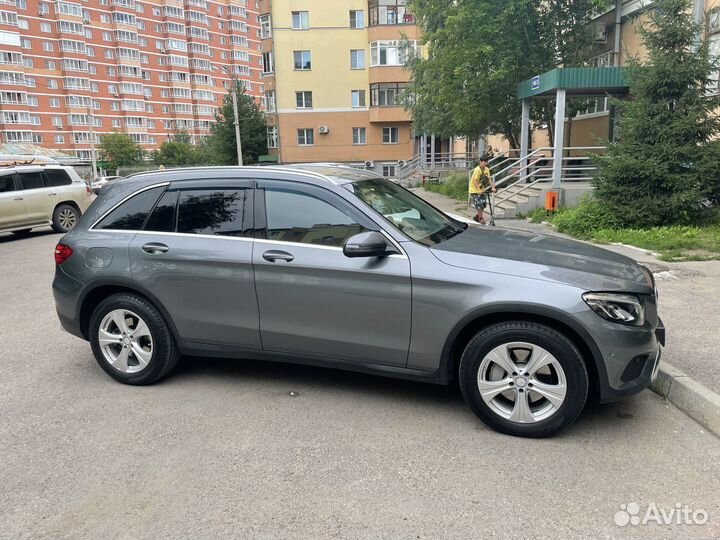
[368,0,415,26]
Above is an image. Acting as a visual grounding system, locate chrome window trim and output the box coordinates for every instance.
[88,182,170,230]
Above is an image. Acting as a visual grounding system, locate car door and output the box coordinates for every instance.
[0,172,28,229]
[126,180,262,350]
[253,180,412,367]
[42,168,73,212]
[16,169,53,224]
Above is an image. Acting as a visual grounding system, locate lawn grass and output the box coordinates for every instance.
[422,172,469,202]
[591,226,720,261]
[527,205,720,262]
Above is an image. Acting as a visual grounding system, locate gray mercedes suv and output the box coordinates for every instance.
[52,165,664,437]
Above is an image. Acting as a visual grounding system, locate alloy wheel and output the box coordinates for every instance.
[477,342,567,424]
[98,309,153,374]
[58,208,77,230]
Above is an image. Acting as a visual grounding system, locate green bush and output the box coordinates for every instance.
[422,172,469,202]
[551,196,621,239]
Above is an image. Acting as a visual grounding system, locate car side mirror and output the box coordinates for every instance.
[343,231,393,258]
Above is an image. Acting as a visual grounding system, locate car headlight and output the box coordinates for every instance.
[582,292,645,326]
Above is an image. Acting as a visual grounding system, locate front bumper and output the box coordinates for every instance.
[598,317,665,403]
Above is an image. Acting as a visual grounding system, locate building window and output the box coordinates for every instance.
[297,128,314,146]
[48,79,58,89]
[42,41,53,52]
[351,90,366,108]
[382,127,400,144]
[350,49,365,69]
[293,50,311,70]
[41,22,51,32]
[292,11,309,30]
[267,126,278,148]
[370,40,420,66]
[295,91,312,109]
[382,164,397,177]
[262,51,274,74]
[55,134,65,143]
[352,127,366,145]
[574,97,609,118]
[46,60,54,69]
[259,14,271,38]
[369,0,415,26]
[709,33,720,94]
[370,82,408,107]
[50,97,60,108]
[350,10,365,29]
[23,58,33,68]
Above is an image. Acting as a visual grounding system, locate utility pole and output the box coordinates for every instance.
[87,106,98,180]
[231,82,243,166]
[221,66,243,166]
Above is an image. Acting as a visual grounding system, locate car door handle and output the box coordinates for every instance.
[142,242,169,254]
[48,192,58,196]
[13,197,23,201]
[262,250,294,263]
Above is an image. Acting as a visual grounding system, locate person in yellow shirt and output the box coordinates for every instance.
[469,156,496,224]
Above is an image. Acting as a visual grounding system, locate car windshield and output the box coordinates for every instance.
[346,178,466,246]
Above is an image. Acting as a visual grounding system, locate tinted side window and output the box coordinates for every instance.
[177,189,248,236]
[18,172,46,190]
[145,190,178,233]
[0,175,15,193]
[44,169,72,187]
[265,188,367,247]
[95,186,165,230]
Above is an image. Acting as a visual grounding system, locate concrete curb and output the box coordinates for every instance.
[651,361,720,436]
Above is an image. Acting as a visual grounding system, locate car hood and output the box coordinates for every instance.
[430,226,652,293]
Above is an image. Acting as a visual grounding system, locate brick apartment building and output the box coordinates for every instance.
[0,0,263,161]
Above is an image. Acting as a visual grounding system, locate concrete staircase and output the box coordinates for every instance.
[493,183,545,219]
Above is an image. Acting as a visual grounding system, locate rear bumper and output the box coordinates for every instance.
[52,265,86,340]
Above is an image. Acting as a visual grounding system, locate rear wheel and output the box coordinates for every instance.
[89,293,179,385]
[459,321,588,438]
[52,204,80,233]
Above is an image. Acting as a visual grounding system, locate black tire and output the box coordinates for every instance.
[51,203,80,233]
[89,293,179,385]
[459,321,588,438]
[11,228,32,237]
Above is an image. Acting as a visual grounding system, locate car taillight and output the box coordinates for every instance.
[54,243,73,265]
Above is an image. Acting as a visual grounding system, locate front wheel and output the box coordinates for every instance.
[89,293,179,385]
[459,321,588,438]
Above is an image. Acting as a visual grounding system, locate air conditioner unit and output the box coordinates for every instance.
[397,159,407,167]
[592,23,608,43]
[364,160,374,168]
[318,125,329,134]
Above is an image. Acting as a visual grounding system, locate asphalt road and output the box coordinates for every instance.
[1,229,720,540]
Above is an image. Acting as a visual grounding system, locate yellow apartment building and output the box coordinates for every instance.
[259,0,441,177]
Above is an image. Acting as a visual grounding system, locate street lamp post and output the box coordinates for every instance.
[221,66,243,166]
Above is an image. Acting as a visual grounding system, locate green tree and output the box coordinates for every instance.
[98,133,145,169]
[153,132,201,166]
[594,0,720,226]
[205,84,268,165]
[405,0,609,147]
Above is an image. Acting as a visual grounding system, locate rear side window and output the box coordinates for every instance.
[0,175,14,193]
[18,172,45,190]
[177,189,248,236]
[44,169,72,187]
[95,186,165,230]
[144,190,178,233]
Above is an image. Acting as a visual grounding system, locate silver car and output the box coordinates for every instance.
[52,165,664,437]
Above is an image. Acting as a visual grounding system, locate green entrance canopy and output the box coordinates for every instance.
[517,67,628,100]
